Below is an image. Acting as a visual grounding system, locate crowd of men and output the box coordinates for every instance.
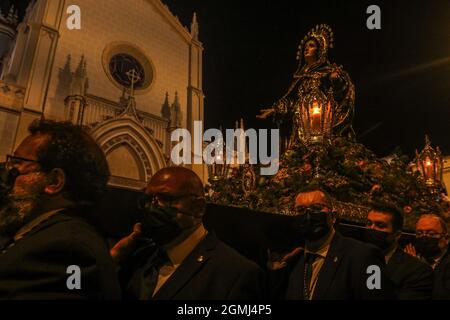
[0,120,449,300]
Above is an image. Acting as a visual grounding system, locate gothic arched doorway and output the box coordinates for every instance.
[90,117,166,190]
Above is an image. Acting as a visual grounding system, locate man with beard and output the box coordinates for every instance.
[405,214,450,299]
[111,166,265,300]
[364,203,433,299]
[268,188,395,299]
[0,120,120,299]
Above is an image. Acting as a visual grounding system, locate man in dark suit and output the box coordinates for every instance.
[269,188,395,300]
[112,167,265,300]
[0,120,120,299]
[405,214,450,299]
[364,203,433,299]
[432,250,450,299]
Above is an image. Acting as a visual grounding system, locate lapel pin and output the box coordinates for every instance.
[333,256,338,263]
[197,255,205,263]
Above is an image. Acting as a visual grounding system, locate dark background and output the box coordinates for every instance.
[7,0,450,157]
[164,0,450,158]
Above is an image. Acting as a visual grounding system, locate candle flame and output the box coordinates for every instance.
[312,105,320,115]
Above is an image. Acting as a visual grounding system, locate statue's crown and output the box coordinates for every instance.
[296,24,334,62]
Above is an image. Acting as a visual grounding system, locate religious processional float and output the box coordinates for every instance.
[206,24,449,231]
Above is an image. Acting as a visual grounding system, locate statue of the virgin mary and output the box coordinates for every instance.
[258,24,355,153]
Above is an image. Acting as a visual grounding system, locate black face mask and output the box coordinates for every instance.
[0,164,19,206]
[295,211,331,241]
[414,237,442,260]
[364,229,394,252]
[140,204,184,246]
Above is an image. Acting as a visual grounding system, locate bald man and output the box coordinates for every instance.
[112,167,265,300]
[269,187,395,300]
[406,214,450,299]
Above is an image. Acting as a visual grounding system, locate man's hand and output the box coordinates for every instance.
[110,223,142,264]
[267,247,303,270]
[330,70,340,80]
[404,243,418,257]
[256,108,275,120]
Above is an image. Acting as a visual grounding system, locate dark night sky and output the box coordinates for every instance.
[9,0,450,157]
[164,0,450,158]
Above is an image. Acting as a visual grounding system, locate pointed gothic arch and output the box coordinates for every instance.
[90,117,166,190]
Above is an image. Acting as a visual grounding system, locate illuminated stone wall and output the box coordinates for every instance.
[0,0,206,185]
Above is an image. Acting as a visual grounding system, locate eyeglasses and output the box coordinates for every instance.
[295,204,331,215]
[137,193,199,210]
[5,154,41,171]
[416,231,446,238]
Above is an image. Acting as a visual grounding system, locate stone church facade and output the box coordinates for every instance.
[0,0,206,190]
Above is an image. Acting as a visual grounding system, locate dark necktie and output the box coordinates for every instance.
[138,247,169,299]
[303,252,318,300]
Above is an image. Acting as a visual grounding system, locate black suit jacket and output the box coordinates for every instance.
[270,232,395,300]
[123,233,265,300]
[433,250,450,300]
[386,248,433,300]
[0,209,121,299]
